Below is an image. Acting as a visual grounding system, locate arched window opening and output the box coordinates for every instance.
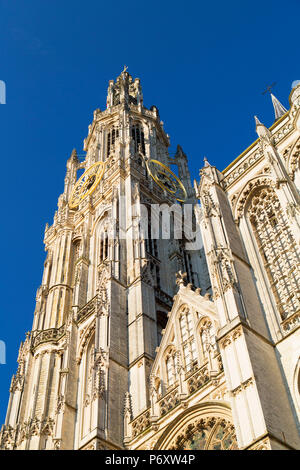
[184,251,193,285]
[99,231,109,262]
[145,206,159,258]
[73,240,81,262]
[170,417,238,450]
[200,318,217,361]
[248,187,300,320]
[106,126,119,158]
[179,308,197,372]
[165,349,178,388]
[132,124,145,154]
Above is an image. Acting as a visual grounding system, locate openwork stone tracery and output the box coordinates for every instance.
[248,186,300,320]
[168,416,237,450]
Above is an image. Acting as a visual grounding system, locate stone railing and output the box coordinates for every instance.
[0,416,56,449]
[187,364,210,394]
[282,310,300,333]
[222,148,262,189]
[31,324,66,350]
[76,295,97,323]
[158,386,180,416]
[131,409,151,438]
[128,356,225,441]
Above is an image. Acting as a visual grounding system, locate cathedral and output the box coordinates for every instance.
[1,68,299,451]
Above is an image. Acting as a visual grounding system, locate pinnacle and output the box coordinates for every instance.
[270,93,287,121]
[254,115,263,126]
[203,156,211,167]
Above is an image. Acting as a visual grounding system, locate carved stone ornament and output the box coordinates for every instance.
[168,416,238,450]
[287,137,300,179]
[234,176,275,221]
[175,270,187,287]
[141,261,154,286]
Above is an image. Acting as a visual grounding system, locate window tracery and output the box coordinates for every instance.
[170,417,237,450]
[131,124,145,154]
[179,308,197,372]
[73,240,81,261]
[200,318,217,359]
[106,126,119,158]
[165,348,178,387]
[248,187,300,320]
[99,230,109,262]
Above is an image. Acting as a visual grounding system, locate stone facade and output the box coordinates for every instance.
[1,69,299,450]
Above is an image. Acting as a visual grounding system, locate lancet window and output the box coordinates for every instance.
[165,349,178,387]
[73,240,81,261]
[106,126,119,158]
[131,124,145,154]
[200,318,217,361]
[179,308,197,372]
[99,230,109,262]
[184,251,193,285]
[248,187,300,320]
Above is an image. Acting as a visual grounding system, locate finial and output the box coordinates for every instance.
[254,115,272,140]
[203,156,211,167]
[70,148,78,160]
[122,65,128,73]
[270,93,287,121]
[254,115,263,127]
[175,270,187,287]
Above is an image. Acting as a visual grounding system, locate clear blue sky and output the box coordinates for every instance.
[0,0,299,424]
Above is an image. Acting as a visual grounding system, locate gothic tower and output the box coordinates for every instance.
[2,72,299,452]
[0,68,209,450]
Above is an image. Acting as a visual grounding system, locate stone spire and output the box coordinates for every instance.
[270,93,287,121]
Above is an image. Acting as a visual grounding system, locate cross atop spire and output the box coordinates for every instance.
[262,82,277,95]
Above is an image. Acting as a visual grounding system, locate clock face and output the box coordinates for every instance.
[69,161,105,209]
[145,159,187,202]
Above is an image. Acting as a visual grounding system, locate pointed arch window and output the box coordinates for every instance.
[184,252,194,285]
[106,126,119,158]
[131,124,145,154]
[200,318,217,362]
[73,240,81,261]
[179,308,197,372]
[248,187,300,320]
[99,230,109,262]
[165,349,178,387]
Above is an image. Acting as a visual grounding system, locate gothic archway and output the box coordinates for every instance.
[154,402,238,450]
